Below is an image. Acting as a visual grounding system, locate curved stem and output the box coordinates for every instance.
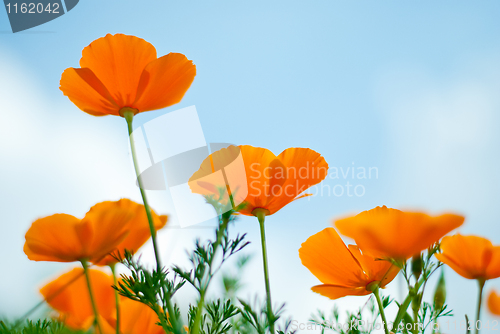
[192,215,229,334]
[81,260,102,334]
[111,265,121,334]
[255,210,275,334]
[373,287,390,334]
[123,111,162,272]
[122,110,183,334]
[15,269,89,328]
[475,279,485,334]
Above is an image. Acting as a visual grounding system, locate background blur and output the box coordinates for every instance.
[1,1,500,333]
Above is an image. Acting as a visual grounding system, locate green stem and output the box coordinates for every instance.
[81,260,102,334]
[413,307,419,334]
[255,209,275,334]
[393,274,425,330]
[123,110,162,273]
[192,216,229,334]
[192,292,206,334]
[122,109,183,334]
[475,279,485,334]
[372,287,390,334]
[15,269,89,328]
[111,265,120,334]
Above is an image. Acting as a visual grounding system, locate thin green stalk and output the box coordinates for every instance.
[81,260,103,334]
[475,279,485,334]
[254,209,275,334]
[111,265,121,334]
[413,306,419,334]
[192,216,229,334]
[14,269,88,327]
[123,110,162,272]
[122,109,183,334]
[393,274,426,330]
[192,292,206,334]
[372,286,390,334]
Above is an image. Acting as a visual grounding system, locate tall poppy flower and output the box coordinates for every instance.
[299,227,399,299]
[24,201,133,263]
[435,234,500,281]
[190,144,328,333]
[40,268,115,331]
[60,33,196,117]
[189,145,329,216]
[335,206,464,261]
[59,34,190,332]
[488,290,500,316]
[91,199,168,266]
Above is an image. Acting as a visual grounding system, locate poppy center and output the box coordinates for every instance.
[119,107,139,118]
[366,280,381,292]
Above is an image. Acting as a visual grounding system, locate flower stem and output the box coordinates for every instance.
[372,286,390,334]
[192,292,206,334]
[413,306,419,334]
[81,260,102,334]
[254,209,275,334]
[111,265,120,334]
[393,274,426,330]
[122,109,183,334]
[192,215,229,334]
[475,279,485,334]
[123,110,162,273]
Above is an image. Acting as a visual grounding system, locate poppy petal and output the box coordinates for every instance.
[115,299,165,334]
[133,52,196,112]
[83,201,133,262]
[435,253,477,280]
[436,234,493,280]
[40,268,115,331]
[347,245,399,288]
[488,290,500,316]
[299,228,366,286]
[60,68,119,116]
[268,148,328,213]
[486,246,500,280]
[336,206,464,260]
[24,214,86,262]
[188,145,247,207]
[93,199,168,266]
[80,34,157,107]
[311,284,370,300]
[239,146,278,215]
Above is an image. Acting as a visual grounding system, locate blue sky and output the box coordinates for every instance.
[1,1,500,332]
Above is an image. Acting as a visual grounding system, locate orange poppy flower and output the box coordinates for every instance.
[299,227,399,299]
[488,290,500,316]
[435,234,500,280]
[24,201,133,263]
[103,299,165,334]
[92,199,168,266]
[189,145,328,216]
[40,268,115,330]
[60,33,196,117]
[335,206,464,260]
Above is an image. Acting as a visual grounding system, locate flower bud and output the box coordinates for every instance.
[433,269,446,310]
[412,292,423,315]
[411,254,423,281]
